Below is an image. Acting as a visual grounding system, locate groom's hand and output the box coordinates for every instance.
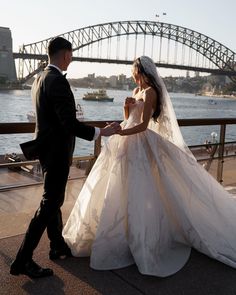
[100,122,121,136]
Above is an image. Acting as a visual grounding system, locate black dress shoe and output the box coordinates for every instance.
[49,247,72,260]
[10,259,53,278]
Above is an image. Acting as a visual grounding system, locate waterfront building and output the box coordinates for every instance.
[0,27,17,82]
[109,75,118,88]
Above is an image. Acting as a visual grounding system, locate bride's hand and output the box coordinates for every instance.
[124,97,135,107]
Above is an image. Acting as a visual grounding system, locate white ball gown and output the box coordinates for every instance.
[63,99,236,277]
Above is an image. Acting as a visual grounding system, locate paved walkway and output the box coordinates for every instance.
[1,233,236,295]
[1,160,236,294]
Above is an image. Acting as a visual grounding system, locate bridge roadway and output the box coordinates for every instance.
[13,53,236,77]
[1,158,236,294]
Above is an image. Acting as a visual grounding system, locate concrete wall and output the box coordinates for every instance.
[0,27,17,82]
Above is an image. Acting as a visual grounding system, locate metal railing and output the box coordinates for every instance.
[1,118,236,187]
[178,118,236,183]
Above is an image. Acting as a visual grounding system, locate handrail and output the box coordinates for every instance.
[1,118,236,184]
[0,121,121,134]
[178,118,236,126]
[1,118,236,134]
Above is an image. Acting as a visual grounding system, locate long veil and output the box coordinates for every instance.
[140,56,195,159]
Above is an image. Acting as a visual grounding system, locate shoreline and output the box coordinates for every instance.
[0,85,31,91]
[196,93,236,99]
[0,85,235,98]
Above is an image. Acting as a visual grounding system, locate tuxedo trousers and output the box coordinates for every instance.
[15,155,70,263]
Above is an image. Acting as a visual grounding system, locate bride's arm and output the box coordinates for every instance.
[123,88,139,120]
[119,88,156,136]
[123,104,129,120]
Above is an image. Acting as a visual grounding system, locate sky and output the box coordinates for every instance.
[1,0,236,78]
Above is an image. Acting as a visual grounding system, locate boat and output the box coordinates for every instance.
[75,103,84,120]
[82,89,114,102]
[208,99,217,105]
[27,111,36,122]
[27,103,84,122]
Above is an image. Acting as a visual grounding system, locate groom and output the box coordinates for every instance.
[10,37,120,279]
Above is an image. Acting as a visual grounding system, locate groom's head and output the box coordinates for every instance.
[47,37,72,71]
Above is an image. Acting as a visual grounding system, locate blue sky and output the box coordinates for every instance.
[1,0,235,78]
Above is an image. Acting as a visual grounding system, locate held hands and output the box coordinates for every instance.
[100,122,121,137]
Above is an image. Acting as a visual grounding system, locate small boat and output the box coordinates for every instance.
[208,99,217,105]
[75,103,84,121]
[27,103,84,122]
[82,89,114,102]
[27,111,36,122]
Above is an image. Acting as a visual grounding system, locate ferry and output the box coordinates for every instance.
[82,89,114,102]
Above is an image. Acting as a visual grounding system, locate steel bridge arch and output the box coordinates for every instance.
[18,20,236,81]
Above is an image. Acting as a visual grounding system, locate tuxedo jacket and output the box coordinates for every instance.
[32,66,95,166]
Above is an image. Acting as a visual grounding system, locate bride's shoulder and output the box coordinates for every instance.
[144,87,156,97]
[132,87,139,96]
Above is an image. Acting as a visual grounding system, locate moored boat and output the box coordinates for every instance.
[27,111,36,122]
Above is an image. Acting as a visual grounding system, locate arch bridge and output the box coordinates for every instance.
[13,20,236,82]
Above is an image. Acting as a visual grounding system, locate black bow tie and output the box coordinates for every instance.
[63,73,67,77]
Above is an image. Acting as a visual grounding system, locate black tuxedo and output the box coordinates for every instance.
[15,66,95,263]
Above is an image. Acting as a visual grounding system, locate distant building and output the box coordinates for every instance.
[118,74,126,84]
[88,73,95,79]
[0,27,17,82]
[109,75,118,88]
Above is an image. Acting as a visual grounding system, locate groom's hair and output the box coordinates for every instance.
[48,37,72,57]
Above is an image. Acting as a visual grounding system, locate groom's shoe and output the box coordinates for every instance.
[10,259,53,278]
[49,246,72,260]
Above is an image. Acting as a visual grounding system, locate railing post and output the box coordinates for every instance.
[94,135,102,158]
[217,124,226,184]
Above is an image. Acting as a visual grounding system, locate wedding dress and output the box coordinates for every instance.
[63,57,236,277]
[63,99,236,277]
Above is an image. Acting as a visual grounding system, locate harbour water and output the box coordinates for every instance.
[0,88,236,156]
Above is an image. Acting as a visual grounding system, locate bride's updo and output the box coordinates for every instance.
[133,57,162,122]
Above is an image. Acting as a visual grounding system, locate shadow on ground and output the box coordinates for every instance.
[1,233,236,295]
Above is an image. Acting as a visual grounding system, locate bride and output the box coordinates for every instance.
[63,56,236,277]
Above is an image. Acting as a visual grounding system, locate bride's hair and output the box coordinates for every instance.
[133,57,162,121]
[135,56,194,159]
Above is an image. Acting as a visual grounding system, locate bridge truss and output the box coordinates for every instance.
[14,20,236,82]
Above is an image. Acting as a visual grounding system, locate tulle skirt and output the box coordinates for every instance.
[63,127,236,277]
